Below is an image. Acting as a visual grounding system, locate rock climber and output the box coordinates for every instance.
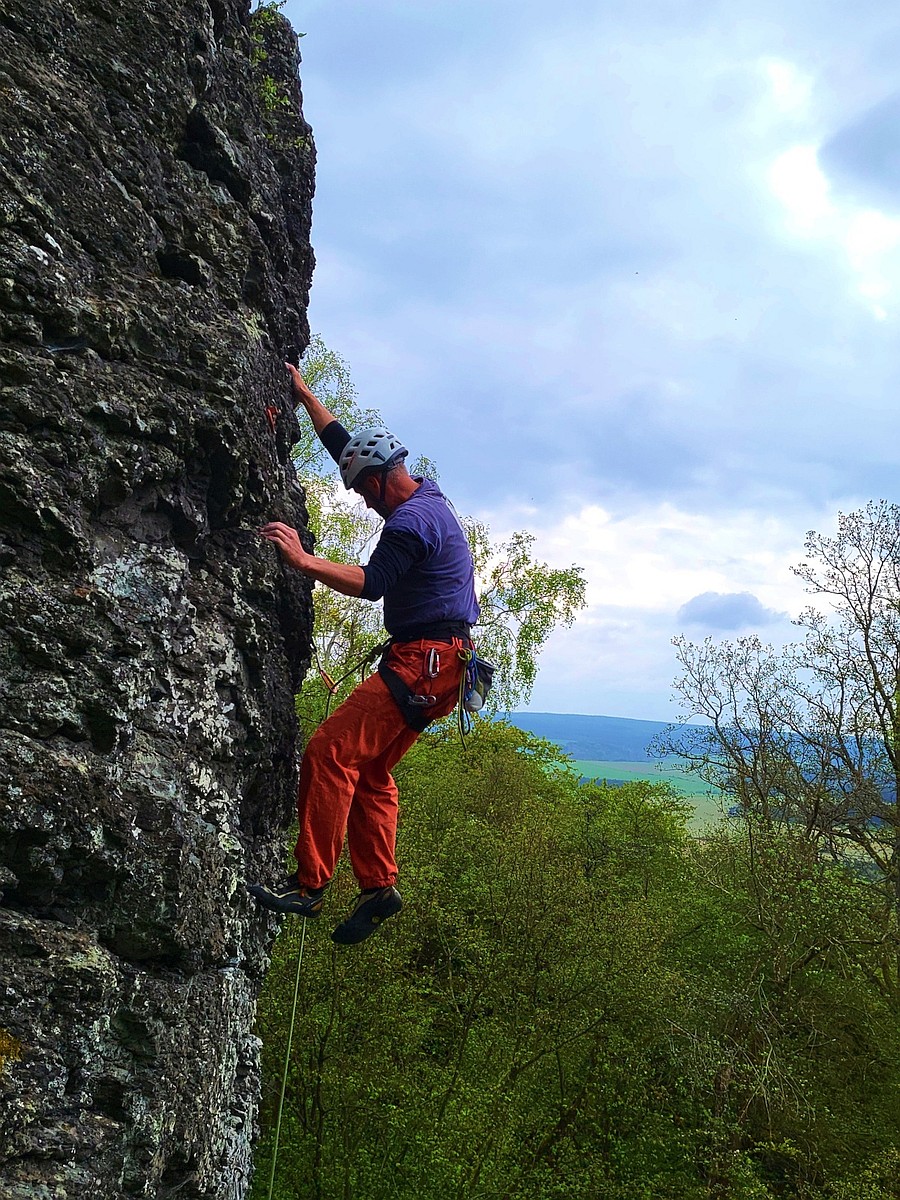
[248,362,479,945]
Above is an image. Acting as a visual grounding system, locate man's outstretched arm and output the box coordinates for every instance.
[286,362,339,436]
[260,521,365,597]
[286,361,351,465]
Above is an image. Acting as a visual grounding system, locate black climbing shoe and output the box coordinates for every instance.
[331,886,403,945]
[247,873,327,918]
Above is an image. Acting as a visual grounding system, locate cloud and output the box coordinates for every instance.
[676,591,787,631]
[820,92,900,207]
[303,14,900,517]
[764,139,900,320]
[521,605,685,721]
[287,0,900,715]
[470,496,822,716]
[768,144,833,231]
[480,496,820,614]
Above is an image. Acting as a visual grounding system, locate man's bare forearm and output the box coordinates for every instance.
[259,521,364,596]
[286,362,338,436]
[300,557,366,597]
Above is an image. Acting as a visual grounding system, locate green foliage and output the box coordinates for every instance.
[674,822,900,1194]
[249,0,304,118]
[253,727,701,1199]
[250,0,291,29]
[466,524,586,710]
[656,501,900,1001]
[252,725,900,1198]
[823,1148,900,1199]
[256,74,291,113]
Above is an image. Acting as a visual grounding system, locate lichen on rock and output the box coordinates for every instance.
[0,0,316,1194]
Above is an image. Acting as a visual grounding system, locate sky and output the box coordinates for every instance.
[279,0,900,720]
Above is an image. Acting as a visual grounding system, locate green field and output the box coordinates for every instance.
[573,760,726,828]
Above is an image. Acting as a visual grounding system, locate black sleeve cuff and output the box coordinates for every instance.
[321,420,352,466]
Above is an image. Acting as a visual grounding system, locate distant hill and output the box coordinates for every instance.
[504,712,687,762]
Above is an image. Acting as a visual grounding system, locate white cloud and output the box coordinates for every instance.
[290,0,900,716]
[762,58,814,119]
[479,497,854,717]
[485,499,816,615]
[845,209,900,312]
[768,145,832,231]
[764,135,900,318]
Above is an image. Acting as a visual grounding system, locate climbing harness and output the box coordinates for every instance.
[377,644,439,732]
[313,637,451,731]
[266,919,308,1200]
[313,628,495,742]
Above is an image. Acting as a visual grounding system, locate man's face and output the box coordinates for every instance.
[356,474,390,519]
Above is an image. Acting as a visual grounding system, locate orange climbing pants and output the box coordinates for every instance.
[294,638,466,891]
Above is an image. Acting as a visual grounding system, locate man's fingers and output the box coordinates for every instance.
[259,523,304,562]
[285,361,315,401]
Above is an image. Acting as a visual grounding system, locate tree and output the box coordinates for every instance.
[253,722,900,1199]
[654,500,900,996]
[292,336,586,731]
[464,521,586,711]
[251,724,715,1200]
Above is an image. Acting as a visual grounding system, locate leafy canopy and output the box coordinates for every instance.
[253,721,900,1200]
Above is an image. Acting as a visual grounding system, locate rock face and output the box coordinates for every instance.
[0,0,315,1194]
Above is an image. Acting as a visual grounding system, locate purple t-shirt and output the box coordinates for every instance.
[365,478,480,639]
[318,421,479,638]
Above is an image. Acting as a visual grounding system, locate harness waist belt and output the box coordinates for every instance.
[387,620,471,644]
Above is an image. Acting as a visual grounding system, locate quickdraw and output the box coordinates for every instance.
[316,641,388,721]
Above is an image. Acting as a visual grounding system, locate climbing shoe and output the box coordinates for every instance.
[331,886,403,945]
[247,873,327,918]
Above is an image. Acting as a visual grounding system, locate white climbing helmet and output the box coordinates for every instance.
[338,427,408,490]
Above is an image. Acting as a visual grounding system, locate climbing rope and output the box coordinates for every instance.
[266,919,308,1200]
[315,639,388,722]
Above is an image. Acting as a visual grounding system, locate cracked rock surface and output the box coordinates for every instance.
[0,0,315,1194]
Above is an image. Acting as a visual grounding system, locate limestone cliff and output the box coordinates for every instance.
[0,0,315,1194]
